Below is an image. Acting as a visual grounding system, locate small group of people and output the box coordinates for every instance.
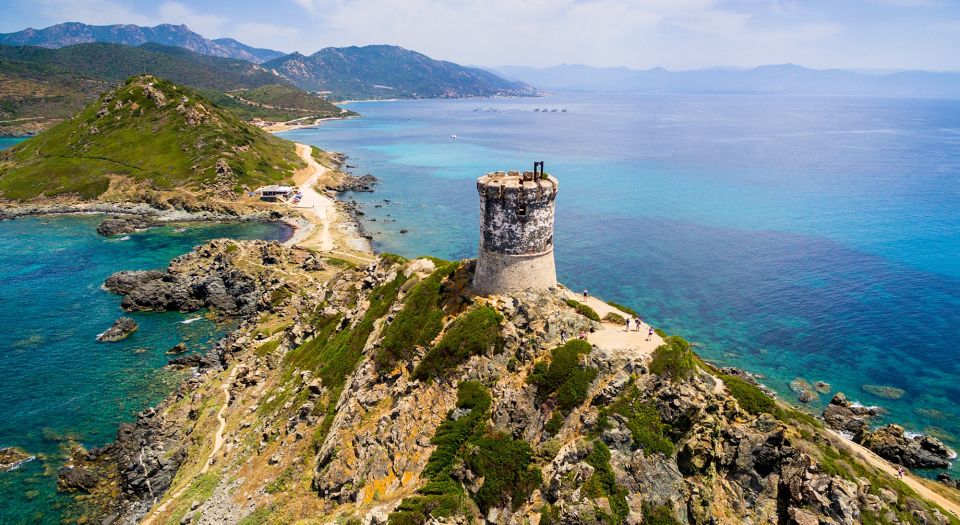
[625,316,656,341]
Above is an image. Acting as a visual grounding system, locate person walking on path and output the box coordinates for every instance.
[582,289,589,300]
[647,326,654,341]
[625,317,631,332]
[635,317,642,332]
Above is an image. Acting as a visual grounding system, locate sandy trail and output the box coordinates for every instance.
[563,289,664,358]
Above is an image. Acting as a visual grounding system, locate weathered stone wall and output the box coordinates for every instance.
[473,247,557,295]
[477,176,558,255]
[474,172,558,294]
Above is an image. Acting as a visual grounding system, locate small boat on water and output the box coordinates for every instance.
[450,133,457,139]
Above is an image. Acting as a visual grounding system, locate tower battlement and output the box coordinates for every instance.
[473,165,559,295]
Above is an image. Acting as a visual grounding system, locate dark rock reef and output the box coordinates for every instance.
[96,316,138,342]
[328,173,377,193]
[96,215,155,237]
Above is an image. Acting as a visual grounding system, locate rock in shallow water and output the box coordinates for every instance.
[96,317,138,342]
[859,424,956,469]
[96,215,155,237]
[0,446,34,471]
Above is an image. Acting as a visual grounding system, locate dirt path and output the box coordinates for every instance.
[563,290,664,358]
[823,429,960,518]
[140,367,237,525]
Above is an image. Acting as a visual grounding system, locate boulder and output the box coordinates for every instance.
[822,392,879,436]
[96,215,155,237]
[97,317,138,342]
[57,465,99,492]
[859,425,955,469]
[166,342,188,355]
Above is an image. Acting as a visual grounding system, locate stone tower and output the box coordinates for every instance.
[473,165,559,295]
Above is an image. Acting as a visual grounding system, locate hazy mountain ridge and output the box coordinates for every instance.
[264,45,538,100]
[495,63,960,97]
[0,22,283,64]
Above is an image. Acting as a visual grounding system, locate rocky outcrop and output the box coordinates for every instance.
[96,317,138,342]
[74,243,960,525]
[96,215,155,236]
[859,424,956,469]
[822,392,880,437]
[328,174,377,193]
[57,465,99,492]
[103,240,293,316]
[0,446,34,471]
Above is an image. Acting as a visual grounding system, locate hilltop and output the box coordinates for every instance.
[263,45,538,99]
[0,75,303,201]
[0,22,285,63]
[0,43,349,135]
[55,240,960,524]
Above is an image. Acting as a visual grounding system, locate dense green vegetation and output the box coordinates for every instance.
[528,339,598,433]
[412,306,504,380]
[390,381,541,524]
[376,264,456,370]
[599,384,674,456]
[649,336,697,382]
[0,75,303,199]
[721,374,777,416]
[581,440,629,524]
[564,298,601,322]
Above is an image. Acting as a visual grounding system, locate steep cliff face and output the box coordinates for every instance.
[68,241,960,525]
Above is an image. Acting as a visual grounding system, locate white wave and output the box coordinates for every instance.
[180,317,203,324]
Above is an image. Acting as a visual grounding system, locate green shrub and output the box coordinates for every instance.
[603,312,625,324]
[581,440,629,524]
[564,299,600,322]
[603,385,674,456]
[540,504,560,525]
[654,328,667,338]
[649,336,696,382]
[606,301,638,317]
[545,411,564,435]
[721,375,777,416]
[642,504,681,525]
[465,432,543,513]
[238,507,274,525]
[376,265,456,370]
[378,252,409,265]
[413,306,504,380]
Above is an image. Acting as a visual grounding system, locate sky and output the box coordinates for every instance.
[0,0,958,71]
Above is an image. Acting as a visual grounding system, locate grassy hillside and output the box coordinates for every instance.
[213,84,355,122]
[0,43,349,135]
[0,75,303,200]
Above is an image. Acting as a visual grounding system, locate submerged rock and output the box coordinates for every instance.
[96,317,138,342]
[862,384,905,400]
[0,446,34,471]
[165,342,188,355]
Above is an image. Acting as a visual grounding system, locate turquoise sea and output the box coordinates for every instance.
[281,93,960,476]
[0,206,288,522]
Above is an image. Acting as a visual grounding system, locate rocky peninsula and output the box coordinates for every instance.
[48,237,960,525]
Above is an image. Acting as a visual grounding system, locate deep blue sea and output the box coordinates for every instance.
[281,93,960,476]
[0,206,288,522]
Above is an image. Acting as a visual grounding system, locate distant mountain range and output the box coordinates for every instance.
[0,22,285,63]
[0,42,346,135]
[0,22,537,104]
[494,64,960,98]
[263,45,537,99]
